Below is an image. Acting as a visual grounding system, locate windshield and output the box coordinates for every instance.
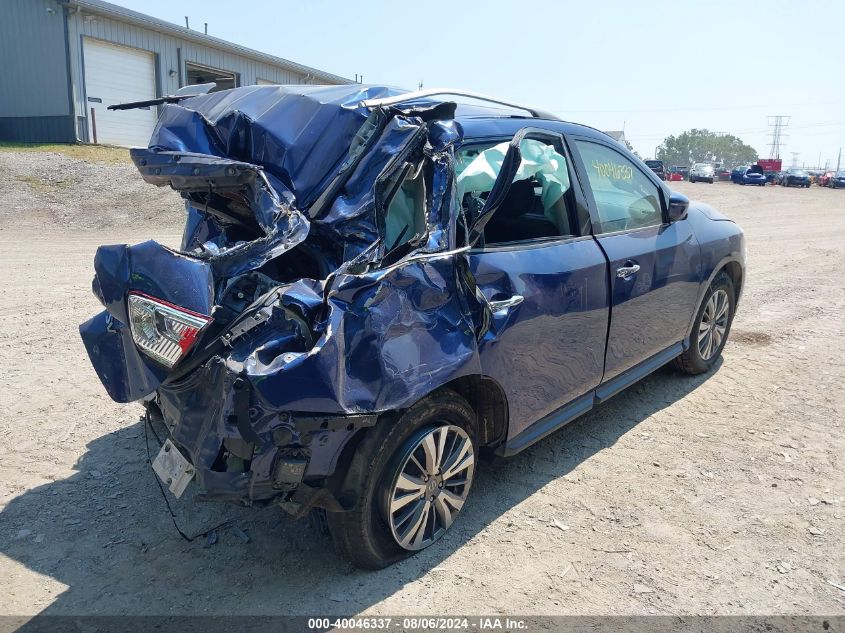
[645,161,662,167]
[789,170,808,176]
[837,172,845,178]
[694,163,713,171]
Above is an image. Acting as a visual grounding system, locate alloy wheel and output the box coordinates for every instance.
[383,424,475,551]
[698,289,730,361]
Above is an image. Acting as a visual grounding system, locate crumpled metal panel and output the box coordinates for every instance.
[315,116,424,261]
[236,253,483,415]
[79,84,501,502]
[148,85,406,211]
[80,241,215,403]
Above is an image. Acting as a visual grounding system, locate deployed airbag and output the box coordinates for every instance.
[457,138,571,212]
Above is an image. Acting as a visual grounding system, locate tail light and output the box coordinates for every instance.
[127,292,211,368]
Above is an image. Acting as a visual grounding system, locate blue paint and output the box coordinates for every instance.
[78,84,745,506]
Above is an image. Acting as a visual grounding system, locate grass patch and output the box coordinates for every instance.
[15,174,77,193]
[0,142,130,165]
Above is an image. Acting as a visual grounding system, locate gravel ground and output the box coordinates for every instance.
[0,148,843,616]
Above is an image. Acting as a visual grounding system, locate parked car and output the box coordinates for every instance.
[730,165,766,186]
[644,159,666,180]
[80,85,745,569]
[817,171,834,187]
[666,166,684,182]
[781,168,811,188]
[717,167,731,182]
[828,171,845,189]
[689,163,716,183]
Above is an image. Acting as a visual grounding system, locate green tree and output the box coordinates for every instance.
[623,139,640,159]
[656,129,758,168]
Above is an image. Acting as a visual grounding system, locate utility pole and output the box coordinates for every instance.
[837,148,842,174]
[767,115,790,159]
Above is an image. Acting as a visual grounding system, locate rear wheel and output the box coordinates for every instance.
[672,272,735,375]
[327,390,477,569]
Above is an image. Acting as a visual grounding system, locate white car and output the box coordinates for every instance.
[689,163,715,184]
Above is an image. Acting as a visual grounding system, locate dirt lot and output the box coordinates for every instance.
[1,147,843,617]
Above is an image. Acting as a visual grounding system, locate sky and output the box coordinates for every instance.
[113,0,845,169]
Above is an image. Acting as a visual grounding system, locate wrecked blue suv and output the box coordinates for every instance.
[80,85,745,569]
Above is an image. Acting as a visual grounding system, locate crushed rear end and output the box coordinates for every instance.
[79,85,486,514]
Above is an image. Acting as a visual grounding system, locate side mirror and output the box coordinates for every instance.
[667,191,689,221]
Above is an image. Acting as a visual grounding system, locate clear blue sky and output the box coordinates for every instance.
[114,0,844,169]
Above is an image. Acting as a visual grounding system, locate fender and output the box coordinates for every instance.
[683,254,744,345]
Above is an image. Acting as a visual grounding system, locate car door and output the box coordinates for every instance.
[569,136,702,385]
[459,129,610,446]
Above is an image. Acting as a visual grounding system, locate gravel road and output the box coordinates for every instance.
[0,148,843,616]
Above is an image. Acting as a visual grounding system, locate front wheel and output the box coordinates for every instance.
[673,272,735,375]
[327,390,478,569]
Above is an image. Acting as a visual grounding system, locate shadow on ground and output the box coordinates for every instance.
[1,362,719,616]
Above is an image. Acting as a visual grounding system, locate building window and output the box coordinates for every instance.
[185,62,237,92]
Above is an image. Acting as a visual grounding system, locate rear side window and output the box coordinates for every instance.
[575,141,663,234]
[384,162,428,250]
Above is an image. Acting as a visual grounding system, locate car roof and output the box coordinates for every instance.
[454,115,612,144]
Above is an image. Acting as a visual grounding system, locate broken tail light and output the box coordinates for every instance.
[127,292,211,368]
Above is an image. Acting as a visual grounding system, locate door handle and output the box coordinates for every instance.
[616,264,641,279]
[488,295,524,312]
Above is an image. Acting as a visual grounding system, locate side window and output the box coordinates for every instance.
[456,138,576,245]
[384,162,428,251]
[575,141,663,233]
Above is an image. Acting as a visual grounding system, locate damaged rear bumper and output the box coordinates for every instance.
[148,361,378,508]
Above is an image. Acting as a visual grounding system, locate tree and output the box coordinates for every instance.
[656,129,758,167]
[623,139,641,159]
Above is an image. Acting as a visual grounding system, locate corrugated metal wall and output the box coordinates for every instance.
[1,0,347,143]
[0,0,76,142]
[65,7,334,142]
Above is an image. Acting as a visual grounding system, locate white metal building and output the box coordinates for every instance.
[0,0,352,146]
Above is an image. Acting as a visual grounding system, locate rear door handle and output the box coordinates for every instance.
[616,264,641,279]
[488,295,524,312]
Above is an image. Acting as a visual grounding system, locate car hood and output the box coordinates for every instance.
[691,202,735,222]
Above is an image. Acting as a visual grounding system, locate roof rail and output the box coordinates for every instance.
[360,88,561,121]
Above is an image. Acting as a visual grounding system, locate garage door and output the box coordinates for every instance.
[83,38,157,147]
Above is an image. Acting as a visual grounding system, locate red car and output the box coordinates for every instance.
[666,166,685,181]
[817,171,834,187]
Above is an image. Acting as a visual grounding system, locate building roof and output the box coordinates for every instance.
[604,130,626,142]
[63,0,352,85]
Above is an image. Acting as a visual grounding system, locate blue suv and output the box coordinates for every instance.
[80,85,745,568]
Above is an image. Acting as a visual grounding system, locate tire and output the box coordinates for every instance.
[672,272,735,375]
[690,177,696,183]
[327,389,478,569]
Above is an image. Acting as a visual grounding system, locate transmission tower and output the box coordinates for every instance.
[767,115,790,159]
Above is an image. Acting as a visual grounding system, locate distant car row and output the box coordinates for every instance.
[736,167,845,188]
[644,159,844,188]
